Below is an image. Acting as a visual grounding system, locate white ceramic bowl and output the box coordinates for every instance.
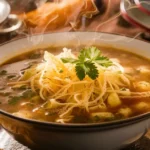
[0,32,150,150]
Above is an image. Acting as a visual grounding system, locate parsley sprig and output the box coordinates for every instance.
[61,47,112,80]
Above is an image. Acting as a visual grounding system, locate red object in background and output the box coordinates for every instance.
[120,0,150,32]
[135,0,150,15]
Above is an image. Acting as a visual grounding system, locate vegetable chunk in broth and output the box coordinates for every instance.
[0,46,150,124]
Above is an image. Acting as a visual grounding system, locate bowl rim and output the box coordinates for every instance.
[134,0,150,15]
[1,108,150,130]
[0,31,150,130]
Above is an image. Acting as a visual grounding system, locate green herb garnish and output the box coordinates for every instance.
[8,96,21,105]
[121,88,126,91]
[94,116,101,121]
[22,90,36,99]
[61,47,112,80]
[59,69,64,73]
[12,85,29,91]
[0,70,7,76]
[7,74,17,79]
[19,85,29,90]
[29,53,41,59]
[8,90,37,105]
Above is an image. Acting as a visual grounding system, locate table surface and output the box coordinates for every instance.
[0,0,150,149]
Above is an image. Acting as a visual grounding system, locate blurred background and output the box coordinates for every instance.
[1,0,149,44]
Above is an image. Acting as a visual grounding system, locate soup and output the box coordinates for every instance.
[0,46,150,124]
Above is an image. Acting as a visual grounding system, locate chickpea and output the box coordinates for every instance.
[133,102,149,112]
[107,93,121,108]
[118,107,132,118]
[91,112,114,120]
[134,81,150,92]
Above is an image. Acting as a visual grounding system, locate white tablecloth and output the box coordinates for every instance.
[0,129,29,150]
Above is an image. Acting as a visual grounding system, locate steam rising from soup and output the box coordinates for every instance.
[0,46,150,124]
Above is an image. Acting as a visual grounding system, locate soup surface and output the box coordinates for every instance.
[0,46,150,124]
